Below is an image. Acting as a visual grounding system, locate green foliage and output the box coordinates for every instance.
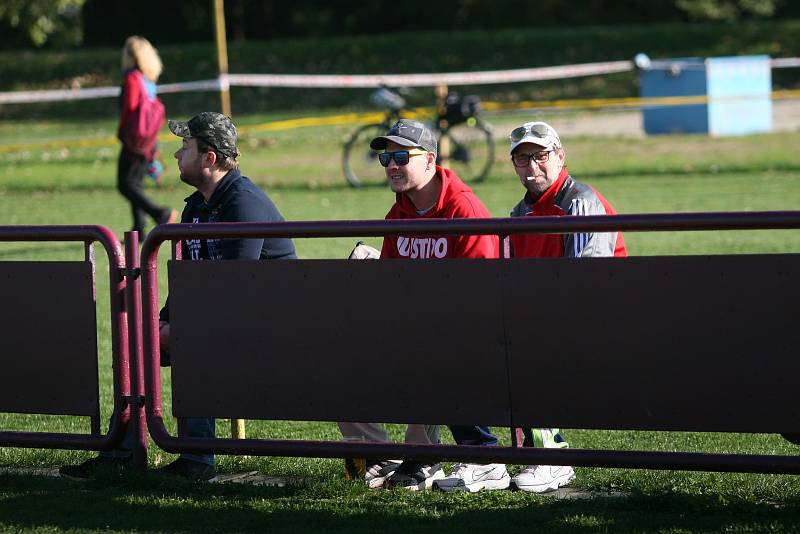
[0,0,86,47]
[1,19,799,120]
[676,0,784,21]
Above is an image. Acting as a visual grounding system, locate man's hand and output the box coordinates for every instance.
[159,321,170,359]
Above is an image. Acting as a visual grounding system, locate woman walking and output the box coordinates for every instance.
[117,36,176,238]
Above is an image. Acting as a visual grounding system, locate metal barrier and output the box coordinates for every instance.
[137,211,800,474]
[0,226,130,453]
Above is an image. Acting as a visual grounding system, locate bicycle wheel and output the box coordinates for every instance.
[342,123,389,188]
[438,120,494,183]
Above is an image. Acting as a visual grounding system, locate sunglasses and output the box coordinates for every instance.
[378,149,428,167]
[511,150,554,167]
[509,123,553,143]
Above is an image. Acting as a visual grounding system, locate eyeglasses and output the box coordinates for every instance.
[510,123,553,143]
[511,150,554,167]
[378,149,428,167]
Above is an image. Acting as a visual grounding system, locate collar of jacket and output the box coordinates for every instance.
[523,167,571,210]
[185,168,241,207]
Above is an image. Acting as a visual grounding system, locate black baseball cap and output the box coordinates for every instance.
[370,119,437,155]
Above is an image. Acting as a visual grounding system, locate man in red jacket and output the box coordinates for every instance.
[504,120,627,493]
[338,119,510,492]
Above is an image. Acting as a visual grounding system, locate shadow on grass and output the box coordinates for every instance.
[0,473,799,533]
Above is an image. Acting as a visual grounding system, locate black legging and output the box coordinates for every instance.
[117,147,169,237]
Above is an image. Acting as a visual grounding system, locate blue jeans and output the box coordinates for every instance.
[448,425,498,446]
[101,416,215,466]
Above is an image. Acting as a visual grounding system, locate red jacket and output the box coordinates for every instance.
[118,68,144,137]
[381,166,498,259]
[510,168,627,258]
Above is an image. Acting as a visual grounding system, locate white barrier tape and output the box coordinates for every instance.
[1,57,798,105]
[0,60,635,104]
[156,79,221,94]
[227,61,636,88]
[0,79,221,104]
[219,73,230,92]
[772,57,800,68]
[643,58,798,71]
[0,86,119,104]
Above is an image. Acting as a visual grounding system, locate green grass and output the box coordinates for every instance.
[1,111,800,533]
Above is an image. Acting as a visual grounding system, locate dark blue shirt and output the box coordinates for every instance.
[160,169,296,322]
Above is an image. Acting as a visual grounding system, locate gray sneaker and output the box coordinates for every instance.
[365,460,402,489]
[384,461,445,491]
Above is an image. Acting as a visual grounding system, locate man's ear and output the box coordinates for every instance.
[427,152,437,169]
[203,150,218,169]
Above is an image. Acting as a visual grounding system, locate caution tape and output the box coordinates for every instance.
[0,60,635,104]
[1,90,799,155]
[226,61,635,89]
[3,56,798,105]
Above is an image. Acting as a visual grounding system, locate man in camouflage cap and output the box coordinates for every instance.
[155,111,296,479]
[59,111,295,482]
[168,111,239,160]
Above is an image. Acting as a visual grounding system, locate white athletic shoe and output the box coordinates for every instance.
[512,464,575,493]
[433,463,511,493]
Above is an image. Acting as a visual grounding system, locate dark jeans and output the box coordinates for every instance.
[448,425,498,446]
[117,147,169,237]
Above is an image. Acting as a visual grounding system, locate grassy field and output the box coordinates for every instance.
[1,110,800,533]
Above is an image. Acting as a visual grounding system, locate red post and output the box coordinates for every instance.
[124,231,148,472]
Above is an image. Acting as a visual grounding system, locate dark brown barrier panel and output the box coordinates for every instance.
[168,259,510,427]
[140,213,800,473]
[0,261,99,416]
[505,254,800,434]
[0,225,129,451]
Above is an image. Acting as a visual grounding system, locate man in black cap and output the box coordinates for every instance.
[59,112,296,482]
[337,119,509,492]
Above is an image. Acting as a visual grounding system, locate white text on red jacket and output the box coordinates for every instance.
[396,236,448,258]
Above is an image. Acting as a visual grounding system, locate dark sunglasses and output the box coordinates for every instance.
[378,149,428,167]
[509,123,553,143]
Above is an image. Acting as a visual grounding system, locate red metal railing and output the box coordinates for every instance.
[139,212,800,474]
[0,225,130,451]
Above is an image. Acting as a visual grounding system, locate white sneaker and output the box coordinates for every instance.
[433,463,511,493]
[512,465,575,493]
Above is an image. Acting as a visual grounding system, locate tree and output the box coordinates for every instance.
[675,0,783,22]
[0,0,86,47]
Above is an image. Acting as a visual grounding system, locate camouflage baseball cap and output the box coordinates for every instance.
[370,119,437,155]
[168,112,238,158]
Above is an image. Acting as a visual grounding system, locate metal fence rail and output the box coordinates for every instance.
[0,226,130,451]
[138,211,800,474]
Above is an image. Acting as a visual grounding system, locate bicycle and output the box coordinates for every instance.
[342,87,495,187]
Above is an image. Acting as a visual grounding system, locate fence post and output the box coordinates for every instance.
[124,231,148,472]
[435,84,449,161]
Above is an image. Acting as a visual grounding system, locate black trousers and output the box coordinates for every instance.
[117,147,168,237]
